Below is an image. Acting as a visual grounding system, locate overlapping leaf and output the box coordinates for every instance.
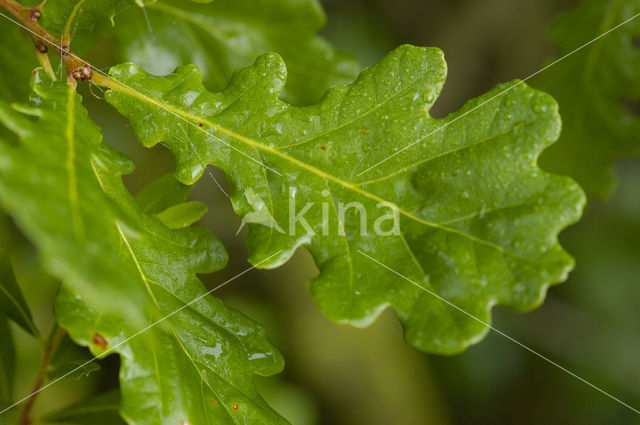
[38,0,167,40]
[104,45,585,354]
[535,0,640,197]
[0,250,33,423]
[113,0,359,105]
[0,250,38,336]
[0,72,286,424]
[42,391,127,425]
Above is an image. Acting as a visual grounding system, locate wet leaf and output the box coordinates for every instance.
[0,72,286,424]
[105,45,585,354]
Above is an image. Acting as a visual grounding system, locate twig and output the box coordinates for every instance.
[19,327,66,425]
[0,0,91,81]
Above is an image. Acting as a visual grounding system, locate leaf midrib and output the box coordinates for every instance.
[111,214,277,422]
[62,0,88,41]
[0,283,37,335]
[114,225,243,423]
[65,84,83,241]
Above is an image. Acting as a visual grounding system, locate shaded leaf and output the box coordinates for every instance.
[0,314,14,424]
[104,45,585,354]
[0,250,38,336]
[135,173,192,213]
[48,333,100,381]
[40,0,126,38]
[0,18,37,104]
[0,73,286,424]
[113,0,359,105]
[42,390,126,425]
[536,0,640,197]
[38,0,183,41]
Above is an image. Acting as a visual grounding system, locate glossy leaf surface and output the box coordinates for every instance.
[105,45,585,354]
[0,73,286,424]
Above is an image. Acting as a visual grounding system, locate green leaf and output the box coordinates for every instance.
[48,334,101,381]
[535,0,640,197]
[0,73,286,424]
[135,173,192,213]
[40,0,126,37]
[0,314,14,422]
[155,201,208,229]
[42,390,126,425]
[0,250,38,336]
[113,0,359,105]
[137,173,207,229]
[38,0,180,39]
[104,45,585,354]
[0,18,37,103]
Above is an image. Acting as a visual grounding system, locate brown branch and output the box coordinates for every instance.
[19,327,66,425]
[0,0,92,80]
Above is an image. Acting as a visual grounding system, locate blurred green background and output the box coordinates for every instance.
[2,0,639,424]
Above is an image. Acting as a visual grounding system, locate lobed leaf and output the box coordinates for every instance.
[535,0,640,197]
[0,73,286,424]
[104,45,585,354]
[113,0,359,105]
